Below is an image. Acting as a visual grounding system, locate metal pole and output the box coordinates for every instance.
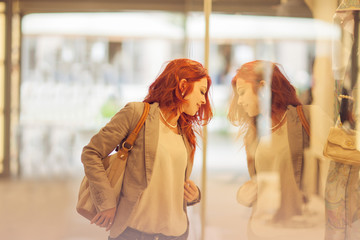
[183,0,191,57]
[201,1,211,240]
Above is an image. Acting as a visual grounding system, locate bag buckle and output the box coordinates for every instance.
[122,141,133,151]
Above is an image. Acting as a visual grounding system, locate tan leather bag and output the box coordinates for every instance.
[76,102,150,220]
[323,127,360,166]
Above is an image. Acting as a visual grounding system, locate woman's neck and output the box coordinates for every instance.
[159,107,180,133]
[271,109,287,131]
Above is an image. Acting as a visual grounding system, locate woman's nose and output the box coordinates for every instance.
[237,96,242,105]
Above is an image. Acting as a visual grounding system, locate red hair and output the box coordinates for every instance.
[228,60,301,177]
[144,58,213,161]
[228,60,301,138]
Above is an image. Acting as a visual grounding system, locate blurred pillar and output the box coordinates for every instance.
[307,0,338,197]
[309,0,338,118]
[0,1,5,177]
[10,0,21,177]
[0,0,11,178]
[201,1,211,240]
[0,0,20,178]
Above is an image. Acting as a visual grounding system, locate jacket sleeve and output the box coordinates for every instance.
[81,102,136,212]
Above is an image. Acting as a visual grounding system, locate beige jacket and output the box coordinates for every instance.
[81,102,199,238]
[246,105,311,221]
[247,105,310,190]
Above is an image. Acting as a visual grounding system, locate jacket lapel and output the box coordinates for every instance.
[182,134,193,180]
[144,102,160,185]
[287,105,305,189]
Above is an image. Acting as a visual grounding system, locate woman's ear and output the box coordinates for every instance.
[257,80,267,98]
[259,80,266,87]
[179,79,187,94]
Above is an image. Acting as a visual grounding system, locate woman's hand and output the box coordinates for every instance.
[184,180,199,203]
[236,179,257,207]
[91,207,116,231]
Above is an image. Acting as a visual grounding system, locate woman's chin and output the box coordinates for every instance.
[247,110,260,118]
[247,112,256,117]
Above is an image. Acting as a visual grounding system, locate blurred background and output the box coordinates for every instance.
[0,0,340,239]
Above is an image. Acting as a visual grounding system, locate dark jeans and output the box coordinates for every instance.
[109,227,188,240]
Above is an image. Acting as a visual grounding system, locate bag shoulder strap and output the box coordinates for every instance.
[122,102,150,150]
[296,105,310,137]
[105,103,150,183]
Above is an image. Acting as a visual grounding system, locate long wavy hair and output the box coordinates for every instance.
[227,60,301,160]
[144,58,213,161]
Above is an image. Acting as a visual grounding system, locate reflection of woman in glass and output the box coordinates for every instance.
[227,60,324,239]
[81,58,213,240]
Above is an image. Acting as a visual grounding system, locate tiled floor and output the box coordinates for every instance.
[0,170,251,240]
[0,177,108,240]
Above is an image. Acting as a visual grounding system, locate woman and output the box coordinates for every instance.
[228,60,326,240]
[81,58,213,240]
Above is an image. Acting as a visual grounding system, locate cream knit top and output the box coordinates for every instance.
[127,120,188,236]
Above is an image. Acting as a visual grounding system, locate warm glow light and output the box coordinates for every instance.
[22,12,184,39]
[22,13,341,41]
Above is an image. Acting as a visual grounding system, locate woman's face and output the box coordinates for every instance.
[182,77,208,116]
[236,77,260,117]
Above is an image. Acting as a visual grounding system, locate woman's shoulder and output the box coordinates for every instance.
[287,104,310,117]
[125,101,158,111]
[123,101,159,119]
[288,104,333,125]
[125,101,145,108]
